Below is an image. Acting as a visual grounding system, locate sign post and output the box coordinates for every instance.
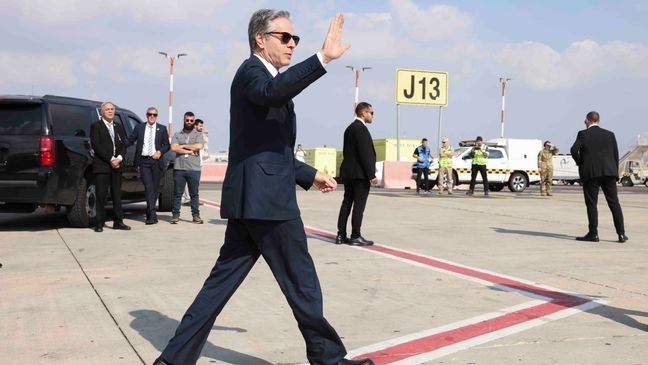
[395,68,448,160]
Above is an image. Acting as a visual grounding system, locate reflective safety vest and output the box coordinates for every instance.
[472,146,488,165]
[416,145,431,168]
[439,146,453,168]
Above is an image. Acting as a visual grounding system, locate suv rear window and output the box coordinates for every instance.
[0,103,43,135]
[50,103,95,137]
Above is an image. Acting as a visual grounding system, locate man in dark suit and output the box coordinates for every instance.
[89,101,131,232]
[336,102,377,246]
[125,107,170,225]
[570,111,628,243]
[154,9,373,365]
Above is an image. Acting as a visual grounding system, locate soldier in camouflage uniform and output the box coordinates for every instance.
[537,140,559,196]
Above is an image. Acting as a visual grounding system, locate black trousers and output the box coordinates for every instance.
[139,158,163,220]
[337,178,371,237]
[468,164,489,192]
[160,218,346,365]
[582,176,625,235]
[94,170,123,225]
[415,167,429,192]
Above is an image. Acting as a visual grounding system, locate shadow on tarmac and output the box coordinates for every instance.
[0,205,147,232]
[490,283,648,333]
[129,309,273,365]
[490,227,575,240]
[589,305,648,332]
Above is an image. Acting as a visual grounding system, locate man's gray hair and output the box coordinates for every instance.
[100,101,115,111]
[248,9,291,52]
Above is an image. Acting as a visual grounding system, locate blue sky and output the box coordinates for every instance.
[2,0,647,154]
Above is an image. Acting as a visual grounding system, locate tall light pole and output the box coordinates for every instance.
[158,51,188,137]
[499,77,511,139]
[346,66,371,112]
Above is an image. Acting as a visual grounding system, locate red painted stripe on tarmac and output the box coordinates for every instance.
[201,199,592,364]
[360,300,588,365]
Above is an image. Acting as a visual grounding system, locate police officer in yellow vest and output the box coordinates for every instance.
[537,140,559,196]
[438,137,454,195]
[467,136,490,196]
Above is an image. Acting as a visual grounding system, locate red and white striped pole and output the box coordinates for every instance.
[159,52,187,138]
[499,77,511,138]
[168,57,175,137]
[346,66,372,115]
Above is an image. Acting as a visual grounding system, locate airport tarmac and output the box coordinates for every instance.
[1,184,647,365]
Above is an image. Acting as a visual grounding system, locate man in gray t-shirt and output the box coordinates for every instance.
[170,112,205,224]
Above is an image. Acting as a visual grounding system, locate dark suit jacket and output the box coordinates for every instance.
[126,122,170,168]
[220,54,326,220]
[90,119,127,173]
[339,119,376,180]
[570,125,619,181]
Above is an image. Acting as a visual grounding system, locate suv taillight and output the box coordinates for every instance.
[40,136,56,167]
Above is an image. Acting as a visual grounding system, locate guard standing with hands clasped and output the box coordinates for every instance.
[537,140,559,196]
[438,137,454,195]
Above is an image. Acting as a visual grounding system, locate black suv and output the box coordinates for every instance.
[0,95,175,227]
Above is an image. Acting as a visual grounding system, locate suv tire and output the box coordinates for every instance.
[67,176,97,228]
[158,168,174,212]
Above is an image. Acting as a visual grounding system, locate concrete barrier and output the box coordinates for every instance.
[200,163,227,182]
[382,161,417,189]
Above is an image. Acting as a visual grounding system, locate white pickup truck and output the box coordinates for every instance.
[413,138,542,192]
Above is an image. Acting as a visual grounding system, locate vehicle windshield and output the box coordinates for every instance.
[0,103,42,135]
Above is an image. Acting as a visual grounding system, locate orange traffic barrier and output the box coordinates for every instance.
[382,161,417,189]
[200,163,228,182]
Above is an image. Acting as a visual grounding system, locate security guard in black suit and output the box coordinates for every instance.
[336,102,377,246]
[125,107,170,224]
[154,9,373,365]
[570,111,628,243]
[89,101,131,232]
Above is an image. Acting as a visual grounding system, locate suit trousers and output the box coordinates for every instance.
[582,176,625,235]
[94,170,123,225]
[337,178,371,237]
[161,218,346,365]
[139,158,162,220]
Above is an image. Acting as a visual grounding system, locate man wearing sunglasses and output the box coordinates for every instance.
[155,8,374,365]
[125,107,170,225]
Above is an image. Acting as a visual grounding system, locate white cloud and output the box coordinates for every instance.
[389,0,473,41]
[0,51,77,86]
[0,0,229,24]
[81,43,226,81]
[495,39,648,90]
[364,80,394,103]
[334,12,417,60]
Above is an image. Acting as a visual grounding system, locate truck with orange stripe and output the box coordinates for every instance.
[414,138,543,192]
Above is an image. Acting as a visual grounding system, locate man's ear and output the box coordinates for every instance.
[255,33,265,50]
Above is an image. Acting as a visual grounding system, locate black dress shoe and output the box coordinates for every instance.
[335,232,350,245]
[349,236,374,246]
[94,224,104,233]
[113,222,131,230]
[575,233,599,242]
[337,358,374,365]
[153,357,174,365]
[145,219,157,225]
[618,234,629,243]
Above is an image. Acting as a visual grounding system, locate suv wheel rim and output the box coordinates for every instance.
[86,184,97,218]
[513,176,524,191]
